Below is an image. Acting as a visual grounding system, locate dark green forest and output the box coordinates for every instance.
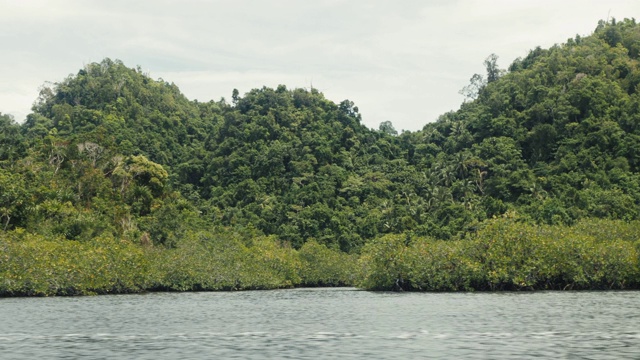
[2,19,640,295]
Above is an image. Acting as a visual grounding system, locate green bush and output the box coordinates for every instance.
[355,219,640,291]
[356,234,409,290]
[298,240,357,286]
[151,232,302,291]
[405,239,483,291]
[0,230,153,296]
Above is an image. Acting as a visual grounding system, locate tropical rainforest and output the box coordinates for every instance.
[2,19,640,295]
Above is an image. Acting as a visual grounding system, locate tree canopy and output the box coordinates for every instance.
[2,18,640,254]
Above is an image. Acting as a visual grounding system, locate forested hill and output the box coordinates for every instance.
[418,18,640,225]
[2,18,640,252]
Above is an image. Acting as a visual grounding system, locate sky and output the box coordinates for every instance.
[1,1,638,132]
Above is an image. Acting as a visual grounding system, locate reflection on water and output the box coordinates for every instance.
[1,289,640,359]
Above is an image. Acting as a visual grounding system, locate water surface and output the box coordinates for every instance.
[1,289,639,359]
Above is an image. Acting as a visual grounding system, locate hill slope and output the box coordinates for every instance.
[2,18,640,252]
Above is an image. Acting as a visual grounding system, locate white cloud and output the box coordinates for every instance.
[0,0,638,129]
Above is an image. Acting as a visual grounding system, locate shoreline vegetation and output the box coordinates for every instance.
[2,19,640,296]
[2,217,639,296]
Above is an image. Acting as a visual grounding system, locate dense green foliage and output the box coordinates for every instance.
[2,19,640,294]
[357,217,640,291]
[0,229,355,296]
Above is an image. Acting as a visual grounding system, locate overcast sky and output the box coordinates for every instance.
[1,1,638,131]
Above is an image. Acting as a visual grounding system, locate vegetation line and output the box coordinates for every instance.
[1,18,640,295]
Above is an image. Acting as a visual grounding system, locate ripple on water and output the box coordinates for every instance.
[1,290,640,359]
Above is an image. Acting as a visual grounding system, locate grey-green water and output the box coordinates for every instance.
[1,288,639,359]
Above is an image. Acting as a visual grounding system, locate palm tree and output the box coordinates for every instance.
[474,168,487,195]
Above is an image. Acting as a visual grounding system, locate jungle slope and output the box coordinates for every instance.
[1,18,640,294]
